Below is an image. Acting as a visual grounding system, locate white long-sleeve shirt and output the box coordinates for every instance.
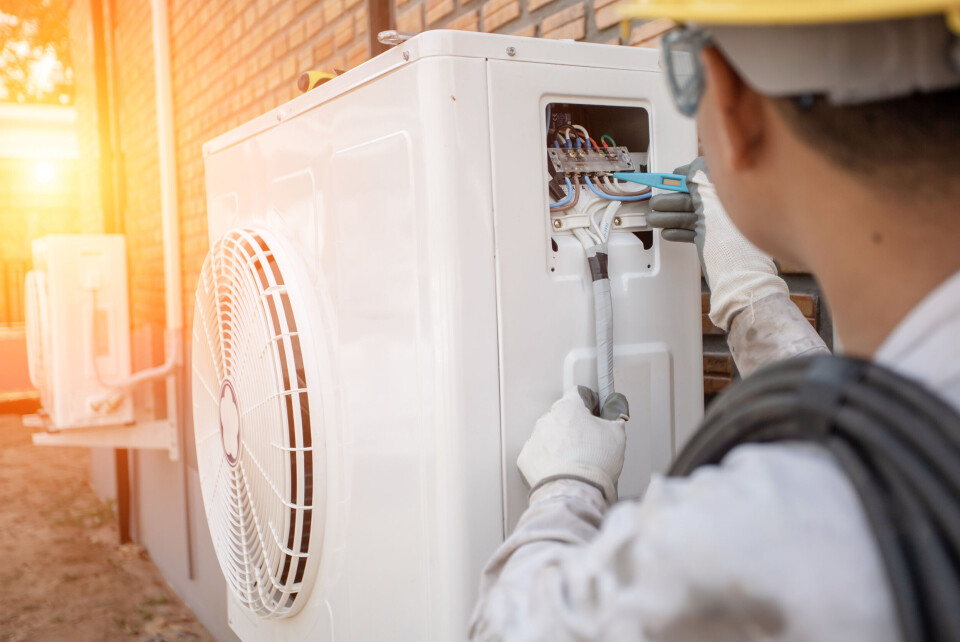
[471,274,960,641]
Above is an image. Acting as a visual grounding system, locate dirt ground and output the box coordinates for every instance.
[0,415,215,641]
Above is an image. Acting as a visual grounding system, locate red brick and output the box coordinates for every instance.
[355,6,368,35]
[305,7,325,37]
[778,259,809,274]
[482,0,520,31]
[528,0,556,12]
[278,3,296,28]
[629,18,677,47]
[704,375,733,395]
[347,41,369,67]
[334,18,355,47]
[790,293,818,318]
[593,0,622,31]
[427,0,455,25]
[313,33,335,60]
[282,54,298,82]
[541,2,584,35]
[703,352,733,376]
[288,21,307,48]
[448,9,479,31]
[323,0,345,23]
[702,314,724,336]
[512,23,537,37]
[242,5,258,31]
[396,5,424,32]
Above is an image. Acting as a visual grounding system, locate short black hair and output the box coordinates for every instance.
[773,88,960,196]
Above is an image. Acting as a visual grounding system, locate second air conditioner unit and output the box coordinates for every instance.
[26,234,134,429]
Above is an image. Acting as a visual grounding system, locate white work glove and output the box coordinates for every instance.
[648,157,788,331]
[517,386,629,504]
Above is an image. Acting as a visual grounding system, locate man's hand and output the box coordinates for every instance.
[517,387,629,504]
[648,158,788,331]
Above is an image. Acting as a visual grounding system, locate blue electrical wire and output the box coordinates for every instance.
[550,177,576,209]
[584,177,652,202]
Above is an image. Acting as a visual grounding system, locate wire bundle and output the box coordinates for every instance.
[550,124,652,207]
[565,190,628,408]
[669,355,960,642]
[547,122,656,406]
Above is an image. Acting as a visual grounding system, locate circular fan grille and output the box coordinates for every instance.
[192,228,321,618]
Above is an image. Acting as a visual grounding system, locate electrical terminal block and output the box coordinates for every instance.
[547,146,636,177]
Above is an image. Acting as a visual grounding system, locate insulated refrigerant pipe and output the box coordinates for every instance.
[150,0,193,581]
[151,0,183,352]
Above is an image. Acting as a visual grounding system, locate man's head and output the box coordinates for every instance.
[691,20,960,264]
[622,1,960,264]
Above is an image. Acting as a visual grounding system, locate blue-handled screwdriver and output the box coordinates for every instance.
[612,172,689,193]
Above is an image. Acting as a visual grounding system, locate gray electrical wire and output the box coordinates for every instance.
[572,224,615,407]
[587,243,614,406]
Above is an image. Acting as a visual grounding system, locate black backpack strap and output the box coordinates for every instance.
[669,355,960,642]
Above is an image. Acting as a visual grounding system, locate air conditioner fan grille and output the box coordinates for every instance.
[192,228,317,618]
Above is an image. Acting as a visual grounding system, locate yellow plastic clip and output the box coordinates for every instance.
[297,70,338,93]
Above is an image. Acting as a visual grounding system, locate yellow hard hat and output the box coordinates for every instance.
[619,0,960,31]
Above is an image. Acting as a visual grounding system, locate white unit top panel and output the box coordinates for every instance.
[203,30,661,156]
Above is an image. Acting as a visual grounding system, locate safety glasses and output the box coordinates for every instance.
[661,27,714,117]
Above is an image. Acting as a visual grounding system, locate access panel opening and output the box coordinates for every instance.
[544,103,653,221]
[545,102,657,277]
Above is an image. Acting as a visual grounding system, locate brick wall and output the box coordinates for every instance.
[397,0,622,42]
[67,0,829,402]
[66,0,104,235]
[169,0,371,334]
[112,0,165,330]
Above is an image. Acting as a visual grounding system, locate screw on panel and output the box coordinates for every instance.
[276,112,282,122]
[506,46,517,56]
[553,219,563,229]
[402,51,410,60]
[614,217,622,226]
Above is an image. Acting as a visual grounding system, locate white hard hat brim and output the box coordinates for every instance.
[706,16,960,104]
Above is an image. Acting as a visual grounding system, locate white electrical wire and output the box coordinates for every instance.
[597,200,622,242]
[602,176,624,194]
[572,124,591,143]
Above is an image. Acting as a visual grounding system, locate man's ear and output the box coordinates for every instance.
[700,46,766,171]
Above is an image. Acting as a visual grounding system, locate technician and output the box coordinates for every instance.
[470,2,960,640]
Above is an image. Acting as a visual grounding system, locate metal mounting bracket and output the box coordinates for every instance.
[29,416,180,461]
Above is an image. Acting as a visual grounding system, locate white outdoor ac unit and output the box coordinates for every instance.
[26,235,134,429]
[195,31,702,642]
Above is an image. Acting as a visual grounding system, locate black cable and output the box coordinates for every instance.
[836,407,960,551]
[864,365,960,451]
[827,435,924,642]
[669,355,960,642]
[869,445,960,641]
[844,384,960,495]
